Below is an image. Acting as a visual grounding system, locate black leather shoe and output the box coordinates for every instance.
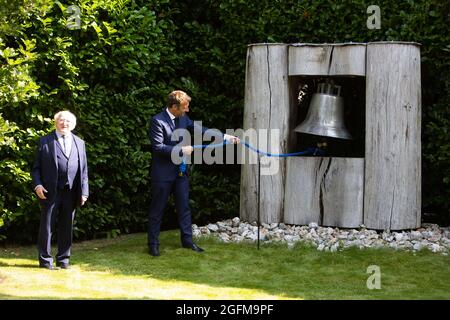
[56,262,70,269]
[149,245,160,257]
[39,263,55,270]
[183,243,204,253]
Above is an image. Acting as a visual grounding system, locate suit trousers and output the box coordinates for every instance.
[38,186,77,266]
[147,175,193,247]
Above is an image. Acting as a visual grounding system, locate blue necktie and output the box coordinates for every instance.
[174,117,186,176]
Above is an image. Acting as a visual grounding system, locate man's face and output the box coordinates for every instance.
[55,116,73,134]
[175,100,190,117]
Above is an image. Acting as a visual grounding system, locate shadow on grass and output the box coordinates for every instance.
[0,262,37,269]
[1,231,449,299]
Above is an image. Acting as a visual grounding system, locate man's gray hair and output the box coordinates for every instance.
[54,110,77,130]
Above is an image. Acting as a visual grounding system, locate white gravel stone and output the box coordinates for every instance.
[410,231,422,240]
[200,227,210,235]
[207,224,219,232]
[191,218,450,254]
[193,228,201,237]
[394,232,404,241]
[308,222,319,229]
[232,217,240,227]
[269,223,278,230]
[231,235,244,242]
[219,232,230,242]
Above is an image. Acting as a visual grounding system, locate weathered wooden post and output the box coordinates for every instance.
[364,42,421,230]
[240,42,422,230]
[240,43,290,224]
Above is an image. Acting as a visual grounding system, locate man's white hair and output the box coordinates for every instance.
[54,110,77,130]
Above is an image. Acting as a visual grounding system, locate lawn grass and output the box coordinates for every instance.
[0,231,449,299]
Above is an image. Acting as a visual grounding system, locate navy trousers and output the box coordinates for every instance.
[148,175,193,247]
[38,186,77,266]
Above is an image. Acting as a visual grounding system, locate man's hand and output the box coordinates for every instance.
[81,196,88,206]
[181,146,194,155]
[35,185,48,200]
[224,134,240,144]
[230,136,240,144]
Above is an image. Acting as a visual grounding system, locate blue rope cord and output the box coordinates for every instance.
[179,140,325,174]
[241,141,314,157]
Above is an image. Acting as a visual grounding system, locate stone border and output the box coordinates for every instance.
[193,218,450,254]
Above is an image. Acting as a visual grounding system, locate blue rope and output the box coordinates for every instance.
[179,140,325,174]
[241,141,317,157]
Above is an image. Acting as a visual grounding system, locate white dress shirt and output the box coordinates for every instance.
[166,108,176,126]
[55,131,72,156]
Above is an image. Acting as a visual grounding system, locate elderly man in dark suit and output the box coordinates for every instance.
[148,90,239,256]
[32,110,89,270]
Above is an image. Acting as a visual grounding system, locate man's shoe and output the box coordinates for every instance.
[39,263,55,270]
[183,243,204,253]
[149,245,160,257]
[56,262,70,269]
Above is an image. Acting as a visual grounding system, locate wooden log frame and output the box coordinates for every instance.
[241,42,422,230]
[284,157,364,228]
[240,44,290,224]
[364,42,421,230]
[288,43,366,76]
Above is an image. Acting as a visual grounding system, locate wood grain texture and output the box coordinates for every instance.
[284,157,364,227]
[364,43,421,230]
[288,44,366,76]
[322,158,364,228]
[240,44,290,223]
[284,157,324,225]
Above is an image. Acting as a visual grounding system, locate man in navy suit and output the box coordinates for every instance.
[32,110,89,269]
[148,90,239,256]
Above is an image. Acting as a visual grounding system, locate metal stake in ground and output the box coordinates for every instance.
[257,154,261,250]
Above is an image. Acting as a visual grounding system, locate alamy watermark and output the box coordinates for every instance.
[170,122,281,176]
[367,5,381,30]
[366,265,381,289]
[67,5,81,30]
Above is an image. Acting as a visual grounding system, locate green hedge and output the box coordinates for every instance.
[169,0,450,224]
[1,0,448,243]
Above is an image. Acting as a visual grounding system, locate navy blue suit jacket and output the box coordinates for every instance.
[31,131,89,207]
[149,109,222,182]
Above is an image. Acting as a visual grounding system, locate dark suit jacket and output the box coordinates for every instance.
[149,109,222,182]
[31,131,89,207]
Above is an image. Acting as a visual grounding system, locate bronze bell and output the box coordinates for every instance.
[294,82,352,140]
